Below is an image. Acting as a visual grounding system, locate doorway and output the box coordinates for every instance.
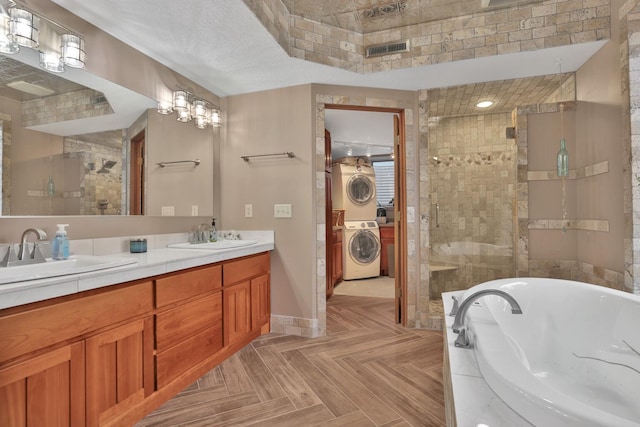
[324,106,406,325]
[129,130,145,215]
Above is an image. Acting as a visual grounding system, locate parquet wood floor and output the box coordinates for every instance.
[136,295,446,426]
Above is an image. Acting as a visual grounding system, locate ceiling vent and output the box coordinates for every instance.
[91,95,108,105]
[6,80,55,96]
[366,40,410,58]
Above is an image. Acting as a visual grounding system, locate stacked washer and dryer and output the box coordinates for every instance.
[332,158,381,280]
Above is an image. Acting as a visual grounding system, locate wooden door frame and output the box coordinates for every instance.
[129,130,145,215]
[324,104,407,326]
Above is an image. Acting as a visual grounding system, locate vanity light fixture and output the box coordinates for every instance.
[39,50,64,72]
[193,99,208,129]
[156,101,173,115]
[9,7,39,48]
[173,90,191,122]
[158,89,221,129]
[0,11,18,54]
[61,34,86,68]
[476,100,493,108]
[209,108,221,128]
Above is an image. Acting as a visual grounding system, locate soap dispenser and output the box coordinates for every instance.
[209,218,217,242]
[52,224,70,260]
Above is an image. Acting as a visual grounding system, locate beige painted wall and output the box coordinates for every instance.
[528,38,623,273]
[146,111,218,217]
[221,85,314,319]
[575,40,624,272]
[528,111,579,261]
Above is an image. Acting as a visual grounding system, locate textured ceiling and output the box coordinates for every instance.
[53,0,604,98]
[281,0,541,33]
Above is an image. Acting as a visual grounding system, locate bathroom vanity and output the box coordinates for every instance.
[0,234,273,427]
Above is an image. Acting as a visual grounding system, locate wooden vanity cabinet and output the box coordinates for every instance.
[0,252,270,427]
[154,265,223,389]
[223,253,270,347]
[85,317,154,427]
[0,281,154,427]
[0,341,85,427]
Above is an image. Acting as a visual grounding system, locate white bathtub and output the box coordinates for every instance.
[455,278,640,427]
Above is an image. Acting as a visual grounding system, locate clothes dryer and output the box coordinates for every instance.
[342,220,381,280]
[332,163,377,221]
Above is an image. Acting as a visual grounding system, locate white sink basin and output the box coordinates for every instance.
[168,240,258,250]
[0,255,138,285]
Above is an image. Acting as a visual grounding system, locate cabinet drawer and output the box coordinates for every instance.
[0,282,153,364]
[156,265,222,308]
[155,292,222,352]
[223,253,269,286]
[156,324,223,388]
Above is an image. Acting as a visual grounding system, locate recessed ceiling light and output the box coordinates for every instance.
[476,100,493,108]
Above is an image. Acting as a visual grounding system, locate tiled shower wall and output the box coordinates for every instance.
[63,138,123,215]
[428,113,516,298]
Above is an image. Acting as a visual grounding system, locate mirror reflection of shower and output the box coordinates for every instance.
[97,159,117,173]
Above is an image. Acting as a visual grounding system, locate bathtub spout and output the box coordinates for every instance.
[452,289,522,348]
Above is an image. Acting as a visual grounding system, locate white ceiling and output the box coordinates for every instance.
[52,0,605,98]
[325,110,395,160]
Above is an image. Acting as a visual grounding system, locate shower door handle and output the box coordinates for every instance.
[435,203,440,228]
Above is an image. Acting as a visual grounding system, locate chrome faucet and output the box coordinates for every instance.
[451,289,522,349]
[17,228,48,261]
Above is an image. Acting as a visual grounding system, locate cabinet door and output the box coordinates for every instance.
[85,318,154,427]
[223,282,251,347]
[333,240,343,285]
[251,273,270,332]
[0,341,84,427]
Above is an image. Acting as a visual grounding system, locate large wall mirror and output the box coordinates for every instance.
[1,48,216,217]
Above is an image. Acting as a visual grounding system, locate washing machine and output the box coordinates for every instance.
[342,220,381,280]
[332,162,377,221]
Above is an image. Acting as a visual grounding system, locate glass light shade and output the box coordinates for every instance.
[194,114,208,129]
[193,100,207,118]
[9,8,39,48]
[209,109,221,127]
[193,100,208,128]
[39,50,64,73]
[61,34,85,68]
[173,90,190,121]
[0,15,18,54]
[176,108,191,122]
[157,101,173,114]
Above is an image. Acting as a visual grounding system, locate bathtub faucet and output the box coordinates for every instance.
[452,289,522,349]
